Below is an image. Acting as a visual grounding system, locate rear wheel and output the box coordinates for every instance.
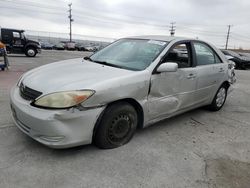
[25,47,37,57]
[208,85,228,111]
[94,102,138,149]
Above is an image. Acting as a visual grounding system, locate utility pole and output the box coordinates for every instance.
[68,3,74,42]
[225,25,232,50]
[169,22,176,36]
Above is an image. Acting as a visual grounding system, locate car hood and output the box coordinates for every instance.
[240,56,250,61]
[21,58,137,94]
[26,39,39,45]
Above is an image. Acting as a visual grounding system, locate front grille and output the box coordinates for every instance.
[19,82,42,101]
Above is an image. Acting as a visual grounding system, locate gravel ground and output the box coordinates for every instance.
[0,50,250,188]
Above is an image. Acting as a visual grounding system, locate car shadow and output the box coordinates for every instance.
[23,107,212,156]
[8,55,40,58]
[136,107,209,134]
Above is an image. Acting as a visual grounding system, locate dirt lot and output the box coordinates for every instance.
[0,50,250,188]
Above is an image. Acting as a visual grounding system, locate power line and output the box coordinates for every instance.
[0,3,167,28]
[0,5,65,15]
[1,0,66,11]
[1,0,231,30]
[2,1,250,48]
[231,32,250,40]
[231,35,250,43]
[1,0,241,36]
[177,27,226,37]
[178,25,225,35]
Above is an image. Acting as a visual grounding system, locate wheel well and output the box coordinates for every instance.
[221,81,230,90]
[92,98,144,141]
[25,45,37,52]
[105,99,144,129]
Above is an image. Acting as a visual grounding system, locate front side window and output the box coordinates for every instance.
[194,42,222,66]
[13,32,20,38]
[90,39,168,71]
[163,43,192,68]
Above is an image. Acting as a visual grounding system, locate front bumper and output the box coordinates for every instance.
[243,62,250,69]
[37,48,41,54]
[10,86,105,148]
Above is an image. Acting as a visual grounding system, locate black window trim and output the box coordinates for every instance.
[153,40,195,74]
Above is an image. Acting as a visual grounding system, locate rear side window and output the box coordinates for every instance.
[194,42,222,66]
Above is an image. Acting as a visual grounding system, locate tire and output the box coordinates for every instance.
[25,47,37,57]
[208,84,228,111]
[240,64,246,70]
[234,62,239,69]
[94,102,138,149]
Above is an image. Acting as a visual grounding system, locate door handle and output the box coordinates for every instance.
[187,73,196,79]
[219,68,225,72]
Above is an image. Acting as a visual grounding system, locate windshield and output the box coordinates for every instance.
[90,39,168,71]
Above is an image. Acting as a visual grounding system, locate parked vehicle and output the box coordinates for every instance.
[238,52,250,61]
[10,36,235,149]
[41,42,54,50]
[54,43,65,50]
[65,42,76,50]
[75,43,88,51]
[0,27,41,57]
[85,46,98,52]
[221,49,250,69]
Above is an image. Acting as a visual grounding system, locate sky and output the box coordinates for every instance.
[1,0,250,48]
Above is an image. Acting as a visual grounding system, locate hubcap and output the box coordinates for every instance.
[108,114,132,144]
[27,49,35,56]
[216,88,226,107]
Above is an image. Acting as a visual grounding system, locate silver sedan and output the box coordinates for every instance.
[10,36,235,149]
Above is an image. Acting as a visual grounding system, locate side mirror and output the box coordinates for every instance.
[228,60,235,69]
[157,62,178,73]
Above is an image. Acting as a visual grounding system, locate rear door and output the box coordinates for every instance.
[148,42,197,119]
[192,42,225,105]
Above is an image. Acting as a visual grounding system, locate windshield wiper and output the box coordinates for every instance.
[91,60,125,69]
[84,57,134,70]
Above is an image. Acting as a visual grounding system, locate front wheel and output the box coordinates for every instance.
[94,102,138,149]
[25,47,37,57]
[208,85,228,111]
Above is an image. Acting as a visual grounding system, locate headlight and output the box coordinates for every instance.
[33,90,95,109]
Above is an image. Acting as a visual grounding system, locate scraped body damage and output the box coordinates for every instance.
[148,68,197,120]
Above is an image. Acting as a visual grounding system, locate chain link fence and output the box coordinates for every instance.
[25,30,115,46]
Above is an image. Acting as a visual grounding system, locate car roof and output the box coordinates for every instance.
[2,28,25,33]
[125,35,192,42]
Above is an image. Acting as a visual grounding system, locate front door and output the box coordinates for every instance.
[148,42,197,120]
[12,31,25,53]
